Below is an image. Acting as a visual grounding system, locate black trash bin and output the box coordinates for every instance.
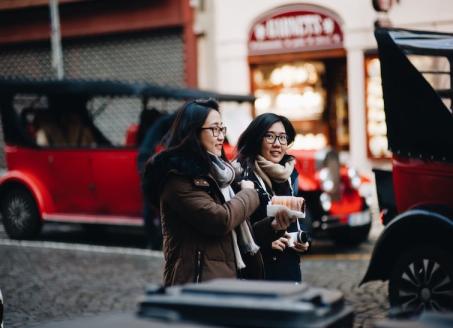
[32,279,353,328]
[139,279,354,328]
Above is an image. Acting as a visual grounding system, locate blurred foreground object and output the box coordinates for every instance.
[140,279,354,328]
[35,279,353,328]
[374,311,453,328]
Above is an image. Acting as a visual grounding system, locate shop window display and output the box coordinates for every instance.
[366,56,391,159]
[408,55,451,111]
[252,59,348,151]
[365,54,450,159]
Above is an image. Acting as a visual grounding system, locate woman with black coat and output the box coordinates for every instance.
[236,113,310,282]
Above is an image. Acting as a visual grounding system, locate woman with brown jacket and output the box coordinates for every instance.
[144,99,293,286]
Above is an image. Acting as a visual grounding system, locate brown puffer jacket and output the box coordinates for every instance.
[160,172,263,286]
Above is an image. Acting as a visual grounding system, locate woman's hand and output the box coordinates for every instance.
[240,180,254,190]
[271,236,289,252]
[291,241,310,253]
[271,208,297,230]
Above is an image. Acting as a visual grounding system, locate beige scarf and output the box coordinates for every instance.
[254,155,295,192]
[210,154,260,270]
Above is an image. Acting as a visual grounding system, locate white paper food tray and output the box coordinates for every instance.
[266,204,305,218]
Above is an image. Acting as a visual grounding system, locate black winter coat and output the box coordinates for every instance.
[242,158,310,282]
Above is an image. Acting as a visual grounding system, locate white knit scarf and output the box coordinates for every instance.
[209,153,260,270]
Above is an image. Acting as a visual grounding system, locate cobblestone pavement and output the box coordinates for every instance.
[303,259,388,328]
[0,244,164,328]
[0,215,387,328]
[0,242,388,328]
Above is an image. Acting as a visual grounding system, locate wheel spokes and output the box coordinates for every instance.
[397,257,453,312]
[7,195,31,229]
[400,293,420,311]
[432,275,452,292]
[401,262,421,290]
[429,298,450,312]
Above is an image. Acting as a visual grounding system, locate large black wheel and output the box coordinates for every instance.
[1,187,42,239]
[389,245,453,313]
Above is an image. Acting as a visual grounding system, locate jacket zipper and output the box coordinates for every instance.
[195,250,202,283]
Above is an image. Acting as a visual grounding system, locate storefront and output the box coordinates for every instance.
[195,0,453,173]
[248,4,349,152]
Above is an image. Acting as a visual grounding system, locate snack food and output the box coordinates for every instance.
[271,196,304,212]
[266,195,305,218]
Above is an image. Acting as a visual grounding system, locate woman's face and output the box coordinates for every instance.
[200,110,225,157]
[260,121,288,164]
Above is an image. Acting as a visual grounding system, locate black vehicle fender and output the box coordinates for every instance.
[360,208,453,285]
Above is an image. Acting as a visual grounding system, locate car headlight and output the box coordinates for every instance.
[319,168,334,192]
[320,192,332,211]
[348,167,361,189]
[319,167,330,181]
[322,179,334,192]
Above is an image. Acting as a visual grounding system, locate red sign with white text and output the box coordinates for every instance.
[248,5,344,55]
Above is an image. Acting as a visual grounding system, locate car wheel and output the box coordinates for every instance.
[389,245,453,313]
[1,187,42,239]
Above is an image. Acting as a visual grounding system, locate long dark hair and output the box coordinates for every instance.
[143,98,223,206]
[160,98,224,174]
[236,113,296,169]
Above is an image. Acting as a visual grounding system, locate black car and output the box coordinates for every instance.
[361,28,453,314]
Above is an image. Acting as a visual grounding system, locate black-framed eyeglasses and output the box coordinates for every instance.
[264,132,288,145]
[200,126,227,137]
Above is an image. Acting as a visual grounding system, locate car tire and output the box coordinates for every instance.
[389,245,453,313]
[1,187,42,239]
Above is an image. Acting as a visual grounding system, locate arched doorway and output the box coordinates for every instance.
[248,4,348,152]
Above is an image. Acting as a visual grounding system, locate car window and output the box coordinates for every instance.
[88,96,142,147]
[13,93,107,148]
[407,55,452,113]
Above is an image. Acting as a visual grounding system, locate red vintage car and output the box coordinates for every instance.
[361,28,453,313]
[0,78,371,246]
[0,79,252,238]
[289,148,371,245]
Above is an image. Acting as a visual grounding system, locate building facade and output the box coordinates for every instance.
[1,0,453,173]
[0,0,197,167]
[194,0,453,173]
[0,0,197,85]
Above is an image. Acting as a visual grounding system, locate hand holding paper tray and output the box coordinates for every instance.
[266,204,305,218]
[266,196,305,219]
